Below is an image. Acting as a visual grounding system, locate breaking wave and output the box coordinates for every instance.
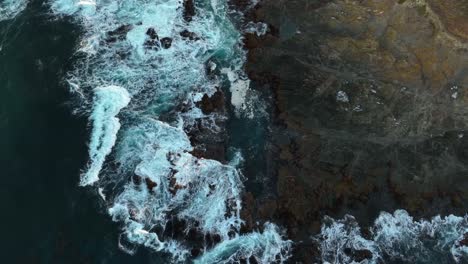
[46,0,290,262]
[317,210,468,264]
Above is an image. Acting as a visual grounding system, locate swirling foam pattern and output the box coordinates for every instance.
[47,0,291,262]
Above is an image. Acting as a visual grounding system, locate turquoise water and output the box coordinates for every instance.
[0,0,292,262]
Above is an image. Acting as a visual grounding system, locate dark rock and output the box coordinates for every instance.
[107,24,133,41]
[180,30,200,41]
[132,175,142,185]
[145,178,157,192]
[160,37,172,49]
[183,0,196,22]
[243,33,260,49]
[146,27,159,40]
[344,248,373,262]
[240,192,255,233]
[190,144,226,162]
[144,39,160,50]
[353,249,373,262]
[206,233,221,245]
[196,91,225,114]
[191,248,201,257]
[229,0,250,11]
[169,177,185,195]
[248,256,258,264]
[343,248,352,255]
[459,233,468,247]
[189,148,205,159]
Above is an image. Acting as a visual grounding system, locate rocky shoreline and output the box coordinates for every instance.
[124,0,468,262]
[236,0,468,262]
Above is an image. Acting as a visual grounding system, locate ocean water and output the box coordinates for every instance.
[1,0,291,263]
[2,0,467,263]
[0,1,155,262]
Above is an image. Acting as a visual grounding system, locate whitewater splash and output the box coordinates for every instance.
[0,0,28,21]
[317,210,468,264]
[81,85,130,186]
[46,0,291,262]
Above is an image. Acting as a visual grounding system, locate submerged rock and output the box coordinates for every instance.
[107,24,133,42]
[344,248,373,262]
[160,37,172,49]
[180,30,199,41]
[146,27,159,40]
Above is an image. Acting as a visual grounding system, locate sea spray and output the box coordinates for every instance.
[48,0,291,262]
[317,210,468,264]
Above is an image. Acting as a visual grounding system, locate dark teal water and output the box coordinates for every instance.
[0,1,155,263]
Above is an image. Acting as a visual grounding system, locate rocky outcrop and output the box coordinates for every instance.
[242,0,468,262]
[185,90,228,163]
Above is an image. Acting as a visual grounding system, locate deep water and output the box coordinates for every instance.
[0,1,156,262]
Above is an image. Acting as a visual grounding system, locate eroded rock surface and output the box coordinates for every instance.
[243,0,468,262]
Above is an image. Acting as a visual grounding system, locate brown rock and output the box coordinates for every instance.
[344,248,373,262]
[459,233,468,247]
[428,0,468,41]
[243,33,260,49]
[106,24,133,42]
[145,178,157,192]
[197,91,225,114]
[183,0,195,22]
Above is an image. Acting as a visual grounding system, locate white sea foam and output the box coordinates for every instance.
[194,223,292,264]
[244,21,268,36]
[221,67,265,119]
[81,85,130,186]
[49,0,290,262]
[317,210,468,264]
[0,0,28,21]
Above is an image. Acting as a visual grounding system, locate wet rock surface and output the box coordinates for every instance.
[241,0,468,262]
[187,90,228,163]
[160,37,172,49]
[344,248,373,262]
[183,0,195,22]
